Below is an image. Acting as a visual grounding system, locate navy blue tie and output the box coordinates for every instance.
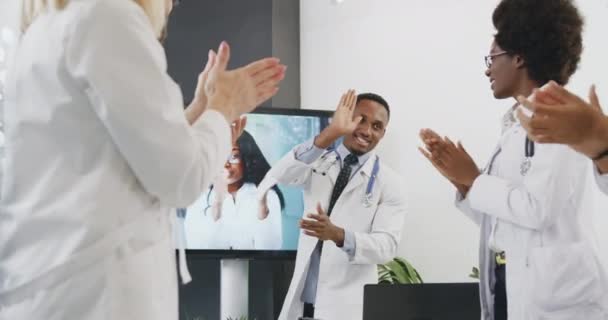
[327,153,359,215]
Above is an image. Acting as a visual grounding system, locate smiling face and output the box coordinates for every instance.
[484,40,524,99]
[224,147,244,186]
[342,99,389,155]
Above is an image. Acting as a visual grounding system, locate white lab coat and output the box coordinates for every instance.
[595,166,608,195]
[183,182,283,250]
[0,0,230,319]
[271,148,406,320]
[456,116,608,319]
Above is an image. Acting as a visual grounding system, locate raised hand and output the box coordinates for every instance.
[329,89,362,136]
[206,42,287,123]
[185,49,217,124]
[517,82,608,159]
[419,129,480,194]
[314,89,362,149]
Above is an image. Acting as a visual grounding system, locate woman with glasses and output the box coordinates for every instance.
[184,129,286,250]
[419,0,608,319]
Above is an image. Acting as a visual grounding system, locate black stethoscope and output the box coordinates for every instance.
[312,150,380,207]
[485,137,535,176]
[520,137,535,176]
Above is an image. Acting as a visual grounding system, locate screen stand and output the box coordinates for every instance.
[220,259,249,319]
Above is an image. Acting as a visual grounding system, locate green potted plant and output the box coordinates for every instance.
[378,257,423,284]
[469,266,480,279]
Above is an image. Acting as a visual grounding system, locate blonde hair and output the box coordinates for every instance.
[21,0,168,38]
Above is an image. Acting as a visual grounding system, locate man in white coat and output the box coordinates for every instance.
[0,0,285,319]
[266,90,406,320]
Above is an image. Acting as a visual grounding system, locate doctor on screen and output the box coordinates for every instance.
[0,0,286,319]
[265,90,406,320]
[184,127,285,250]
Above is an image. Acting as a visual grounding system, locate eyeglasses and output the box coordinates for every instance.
[227,154,242,165]
[484,51,508,68]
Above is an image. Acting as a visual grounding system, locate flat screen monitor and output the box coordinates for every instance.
[363,283,481,320]
[176,107,332,258]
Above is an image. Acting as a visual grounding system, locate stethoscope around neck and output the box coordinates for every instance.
[520,137,535,176]
[312,150,380,207]
[484,137,535,176]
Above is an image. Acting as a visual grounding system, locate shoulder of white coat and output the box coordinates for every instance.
[63,0,165,78]
[67,0,155,40]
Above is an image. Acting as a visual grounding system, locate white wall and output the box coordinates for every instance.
[0,0,21,37]
[0,0,22,152]
[301,0,608,282]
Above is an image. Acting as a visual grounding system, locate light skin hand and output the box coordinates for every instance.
[206,41,287,123]
[185,50,216,124]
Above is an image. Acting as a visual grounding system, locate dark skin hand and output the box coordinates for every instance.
[299,203,346,247]
[418,128,481,196]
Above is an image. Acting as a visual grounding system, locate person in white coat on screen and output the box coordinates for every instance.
[420,1,608,319]
[265,90,406,320]
[515,82,608,195]
[184,128,285,250]
[0,0,286,319]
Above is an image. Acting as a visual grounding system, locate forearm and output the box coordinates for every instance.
[257,205,269,220]
[184,100,204,125]
[593,116,608,173]
[592,116,608,174]
[314,126,342,149]
[331,226,346,247]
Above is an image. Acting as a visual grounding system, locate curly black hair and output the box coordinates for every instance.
[492,0,584,85]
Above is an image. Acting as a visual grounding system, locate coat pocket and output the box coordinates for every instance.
[527,242,603,317]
